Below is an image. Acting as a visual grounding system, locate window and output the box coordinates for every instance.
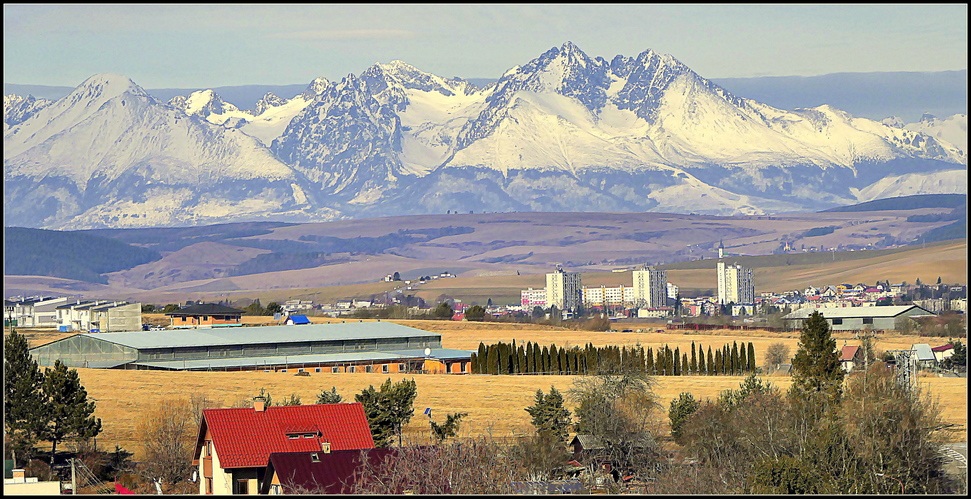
[298,368,306,373]
[331,366,340,373]
[863,317,874,325]
[832,318,843,325]
[280,369,288,373]
[236,479,248,495]
[349,366,356,373]
[311,453,320,463]
[288,434,299,439]
[204,440,212,457]
[205,478,213,495]
[365,365,374,373]
[398,364,406,372]
[202,316,208,321]
[315,367,322,373]
[382,364,389,373]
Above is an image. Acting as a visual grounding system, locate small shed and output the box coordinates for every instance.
[911,344,937,368]
[839,345,865,372]
[284,314,311,325]
[931,344,955,364]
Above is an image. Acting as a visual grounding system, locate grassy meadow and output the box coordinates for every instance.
[50,321,966,460]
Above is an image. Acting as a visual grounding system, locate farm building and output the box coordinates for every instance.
[782,305,935,331]
[28,321,473,373]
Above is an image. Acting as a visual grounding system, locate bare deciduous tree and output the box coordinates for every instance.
[134,399,196,493]
[764,342,790,372]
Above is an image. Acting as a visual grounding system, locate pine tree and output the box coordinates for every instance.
[645,347,655,374]
[541,346,550,374]
[469,352,478,374]
[38,361,103,466]
[519,345,527,374]
[674,347,681,375]
[511,339,519,374]
[487,344,498,375]
[683,353,688,376]
[790,311,844,403]
[698,346,706,375]
[4,330,47,467]
[355,378,418,447]
[524,386,572,441]
[707,346,714,375]
[526,343,535,373]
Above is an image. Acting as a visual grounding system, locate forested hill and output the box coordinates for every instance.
[821,194,966,213]
[3,227,162,283]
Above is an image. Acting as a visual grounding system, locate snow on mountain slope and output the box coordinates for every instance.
[3,73,321,229]
[904,113,967,153]
[3,94,54,130]
[853,169,968,202]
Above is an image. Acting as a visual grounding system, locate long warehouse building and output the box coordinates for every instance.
[29,321,473,374]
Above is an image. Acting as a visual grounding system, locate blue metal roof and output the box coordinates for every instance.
[75,321,440,349]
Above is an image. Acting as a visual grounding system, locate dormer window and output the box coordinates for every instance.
[303,433,315,438]
[311,453,320,463]
[287,434,300,439]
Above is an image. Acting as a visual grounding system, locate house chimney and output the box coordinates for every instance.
[253,396,266,412]
[321,441,331,454]
[12,469,26,480]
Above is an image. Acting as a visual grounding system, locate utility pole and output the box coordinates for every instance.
[71,458,77,495]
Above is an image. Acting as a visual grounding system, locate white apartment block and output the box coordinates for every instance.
[632,266,667,308]
[546,268,583,312]
[667,282,679,300]
[583,285,636,308]
[521,288,547,308]
[717,261,755,305]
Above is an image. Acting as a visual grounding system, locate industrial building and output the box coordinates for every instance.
[28,321,473,373]
[782,305,935,331]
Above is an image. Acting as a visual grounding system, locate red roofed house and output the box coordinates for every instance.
[259,448,443,494]
[931,344,954,364]
[839,345,865,372]
[193,399,374,495]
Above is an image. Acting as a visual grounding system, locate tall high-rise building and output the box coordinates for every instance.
[546,268,583,312]
[632,266,667,308]
[717,262,755,305]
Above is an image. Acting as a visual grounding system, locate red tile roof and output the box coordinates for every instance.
[839,345,860,362]
[199,403,374,469]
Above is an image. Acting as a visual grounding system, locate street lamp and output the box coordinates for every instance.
[875,473,904,494]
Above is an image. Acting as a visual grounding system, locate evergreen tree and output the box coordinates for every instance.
[541,346,550,373]
[38,361,103,467]
[559,348,568,375]
[748,342,757,372]
[549,345,558,374]
[674,347,681,376]
[739,343,748,373]
[519,345,527,375]
[469,352,478,374]
[477,343,487,373]
[645,347,655,374]
[707,346,714,375]
[690,342,698,374]
[790,311,844,404]
[355,378,418,447]
[683,353,688,376]
[486,344,498,375]
[429,411,468,443]
[732,342,740,375]
[511,340,519,374]
[698,345,706,375]
[524,386,572,441]
[315,386,343,404]
[4,330,47,467]
[668,392,700,445]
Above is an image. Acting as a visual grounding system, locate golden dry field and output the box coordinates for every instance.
[52,321,966,460]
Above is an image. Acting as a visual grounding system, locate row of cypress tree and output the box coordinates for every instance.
[469,340,757,376]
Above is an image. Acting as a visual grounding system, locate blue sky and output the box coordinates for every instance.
[3,4,967,88]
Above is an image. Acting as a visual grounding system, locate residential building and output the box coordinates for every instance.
[546,268,582,313]
[55,300,141,332]
[166,303,244,329]
[932,344,955,364]
[521,288,547,309]
[9,296,69,328]
[583,285,635,308]
[717,262,755,305]
[193,401,374,495]
[666,282,679,301]
[259,448,439,495]
[782,305,935,331]
[839,345,866,372]
[632,266,667,309]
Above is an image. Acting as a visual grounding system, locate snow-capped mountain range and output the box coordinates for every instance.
[4,42,967,229]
